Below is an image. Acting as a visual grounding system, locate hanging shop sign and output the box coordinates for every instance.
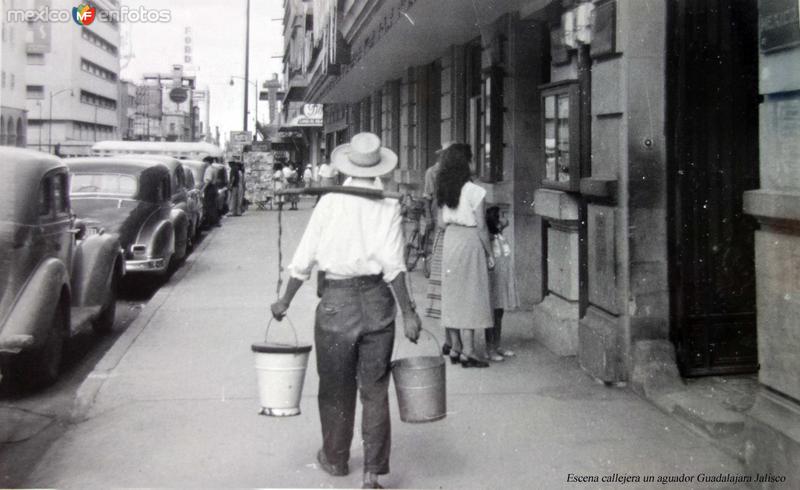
[286,104,323,127]
[230,131,252,155]
[169,87,189,104]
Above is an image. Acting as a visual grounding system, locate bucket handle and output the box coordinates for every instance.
[264,316,300,347]
[393,327,441,360]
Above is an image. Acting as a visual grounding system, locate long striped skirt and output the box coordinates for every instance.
[424,228,446,319]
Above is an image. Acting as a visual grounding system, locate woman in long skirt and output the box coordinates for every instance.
[436,143,493,368]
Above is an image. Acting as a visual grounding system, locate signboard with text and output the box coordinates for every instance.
[230,131,252,155]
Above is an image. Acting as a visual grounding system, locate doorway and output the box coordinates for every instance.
[667,0,760,376]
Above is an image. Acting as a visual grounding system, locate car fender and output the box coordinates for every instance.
[0,258,68,352]
[136,218,175,260]
[71,234,124,308]
[170,208,189,244]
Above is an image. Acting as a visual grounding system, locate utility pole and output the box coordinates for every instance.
[243,0,251,132]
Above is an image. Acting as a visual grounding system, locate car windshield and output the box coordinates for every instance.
[71,173,138,197]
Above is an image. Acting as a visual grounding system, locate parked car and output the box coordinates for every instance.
[67,157,189,278]
[0,148,124,386]
[124,155,200,252]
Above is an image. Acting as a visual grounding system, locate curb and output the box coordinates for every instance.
[69,227,219,423]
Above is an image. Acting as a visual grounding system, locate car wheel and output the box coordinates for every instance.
[186,222,195,252]
[23,305,67,387]
[175,225,188,262]
[92,271,118,334]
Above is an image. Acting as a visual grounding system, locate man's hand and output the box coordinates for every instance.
[403,310,422,344]
[487,255,496,270]
[271,300,290,321]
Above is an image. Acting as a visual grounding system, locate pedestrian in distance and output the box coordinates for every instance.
[283,162,300,210]
[303,164,313,189]
[315,158,339,206]
[436,143,493,368]
[202,156,221,227]
[423,142,453,350]
[485,205,518,362]
[228,161,245,216]
[273,162,287,210]
[318,159,339,187]
[271,132,422,490]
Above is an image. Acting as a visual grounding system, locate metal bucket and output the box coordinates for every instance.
[251,318,312,417]
[391,330,446,423]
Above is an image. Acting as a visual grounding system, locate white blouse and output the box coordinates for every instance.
[442,182,486,227]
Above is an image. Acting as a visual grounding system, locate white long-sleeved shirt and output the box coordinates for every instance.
[287,178,406,282]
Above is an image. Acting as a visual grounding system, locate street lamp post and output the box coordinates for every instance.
[48,88,73,154]
[243,0,251,132]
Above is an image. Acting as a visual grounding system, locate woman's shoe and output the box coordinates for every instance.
[497,348,516,357]
[488,352,505,362]
[441,343,452,356]
[448,351,461,364]
[461,356,489,368]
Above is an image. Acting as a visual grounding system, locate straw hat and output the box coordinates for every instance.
[330,132,398,178]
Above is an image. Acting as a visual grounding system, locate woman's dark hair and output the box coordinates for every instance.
[273,162,284,172]
[436,143,472,209]
[486,205,502,235]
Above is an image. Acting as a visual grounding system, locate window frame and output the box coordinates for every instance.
[539,79,581,192]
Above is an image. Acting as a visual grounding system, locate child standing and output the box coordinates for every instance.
[485,206,518,362]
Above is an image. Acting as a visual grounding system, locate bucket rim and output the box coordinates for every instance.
[251,342,312,354]
[391,356,445,369]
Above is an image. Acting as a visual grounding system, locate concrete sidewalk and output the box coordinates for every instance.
[23,205,742,489]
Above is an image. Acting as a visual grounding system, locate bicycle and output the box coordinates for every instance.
[401,195,432,278]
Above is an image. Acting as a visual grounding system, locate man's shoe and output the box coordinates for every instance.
[316,449,348,476]
[363,473,383,489]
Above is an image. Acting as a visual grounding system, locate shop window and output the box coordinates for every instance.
[540,80,580,191]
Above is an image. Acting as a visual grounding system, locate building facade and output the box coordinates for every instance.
[23,0,121,156]
[284,0,800,483]
[133,82,163,141]
[1,0,28,147]
[743,0,800,479]
[118,79,137,140]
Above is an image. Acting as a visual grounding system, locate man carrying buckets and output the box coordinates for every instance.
[271,132,422,490]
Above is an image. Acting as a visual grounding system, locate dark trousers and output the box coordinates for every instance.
[203,184,220,226]
[485,308,504,351]
[315,275,396,475]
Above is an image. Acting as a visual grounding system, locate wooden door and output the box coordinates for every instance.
[667,0,760,376]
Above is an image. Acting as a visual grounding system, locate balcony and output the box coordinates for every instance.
[283,67,309,104]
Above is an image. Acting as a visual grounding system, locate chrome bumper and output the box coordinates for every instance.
[125,258,167,273]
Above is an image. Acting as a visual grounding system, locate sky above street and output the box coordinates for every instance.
[121,0,284,145]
